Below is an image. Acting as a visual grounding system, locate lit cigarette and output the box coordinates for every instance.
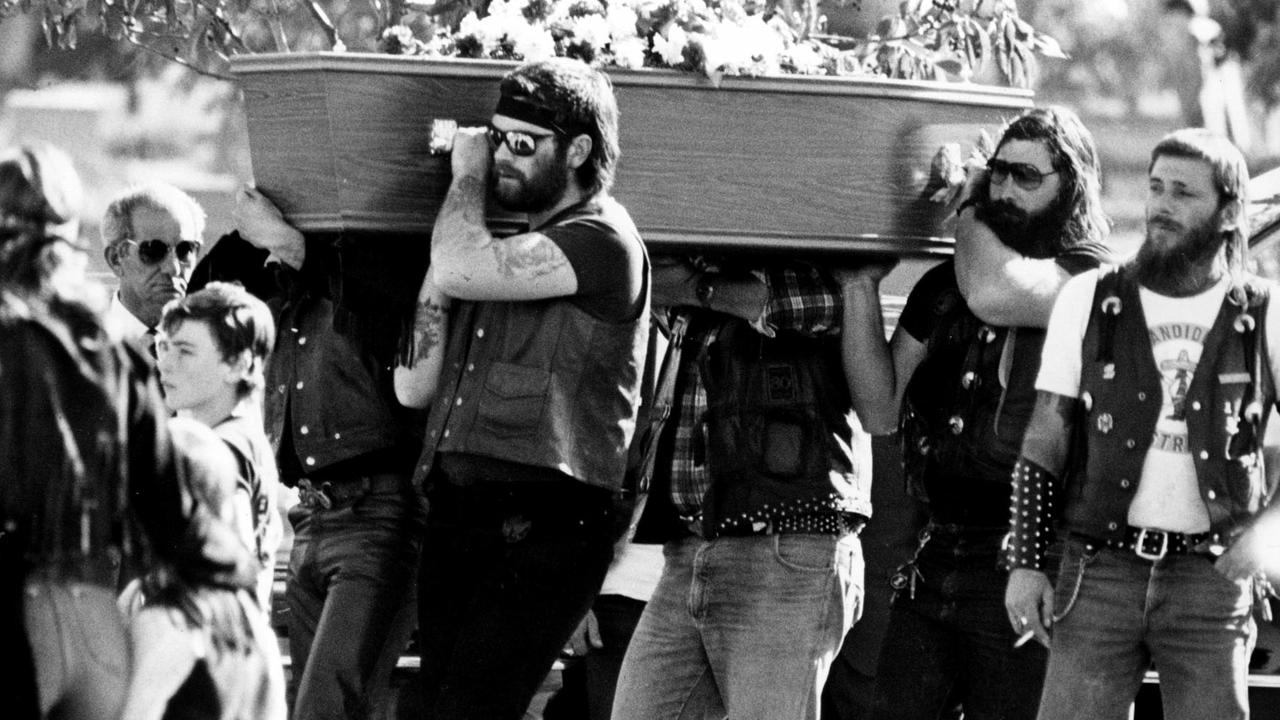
[1013,630,1036,648]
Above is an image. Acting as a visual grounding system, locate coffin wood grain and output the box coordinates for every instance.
[232,53,1032,257]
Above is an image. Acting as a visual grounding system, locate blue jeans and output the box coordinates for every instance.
[24,581,129,720]
[870,526,1047,720]
[612,533,864,720]
[286,480,424,720]
[1037,537,1255,720]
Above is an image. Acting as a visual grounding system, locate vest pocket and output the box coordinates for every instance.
[477,363,550,439]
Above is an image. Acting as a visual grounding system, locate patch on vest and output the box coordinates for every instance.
[765,364,798,402]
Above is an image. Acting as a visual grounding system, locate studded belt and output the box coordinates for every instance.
[1085,526,1218,561]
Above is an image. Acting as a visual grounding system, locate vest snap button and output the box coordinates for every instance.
[1108,521,1118,531]
[1125,438,1136,449]
[1191,400,1201,411]
[1138,392,1146,401]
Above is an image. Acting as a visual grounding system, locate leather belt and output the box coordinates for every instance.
[1089,526,1218,561]
[297,473,406,510]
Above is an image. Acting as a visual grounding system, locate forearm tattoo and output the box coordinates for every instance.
[411,298,447,367]
[491,236,568,279]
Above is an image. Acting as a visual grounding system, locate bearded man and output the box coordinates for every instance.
[1004,128,1279,720]
[394,57,649,720]
[840,106,1112,720]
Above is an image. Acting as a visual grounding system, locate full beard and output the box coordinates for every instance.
[973,198,1068,259]
[1130,214,1226,297]
[491,160,569,214]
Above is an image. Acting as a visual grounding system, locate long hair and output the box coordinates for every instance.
[499,58,621,197]
[0,143,83,291]
[1147,128,1251,302]
[993,106,1111,253]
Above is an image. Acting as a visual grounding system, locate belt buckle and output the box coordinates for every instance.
[1134,527,1168,561]
[297,478,333,510]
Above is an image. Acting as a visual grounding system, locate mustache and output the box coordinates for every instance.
[1148,215,1182,233]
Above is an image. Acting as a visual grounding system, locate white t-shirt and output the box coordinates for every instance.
[1037,269,1231,533]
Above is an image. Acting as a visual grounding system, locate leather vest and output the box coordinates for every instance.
[416,288,650,492]
[699,319,872,534]
[900,263,1045,520]
[1067,267,1276,540]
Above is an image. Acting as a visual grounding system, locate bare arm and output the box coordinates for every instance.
[836,263,926,435]
[394,266,451,409]
[430,129,579,301]
[650,256,769,324]
[953,208,1070,328]
[233,186,306,271]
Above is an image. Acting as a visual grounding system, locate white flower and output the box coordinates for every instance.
[570,13,612,51]
[784,43,824,74]
[456,12,498,54]
[652,24,689,66]
[512,24,557,60]
[605,4,639,40]
[611,36,648,68]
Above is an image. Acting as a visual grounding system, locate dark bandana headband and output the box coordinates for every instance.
[494,94,584,136]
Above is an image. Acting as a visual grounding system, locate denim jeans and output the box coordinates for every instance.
[417,476,616,720]
[1037,537,1255,720]
[612,533,864,720]
[869,526,1047,720]
[24,581,129,720]
[286,480,424,720]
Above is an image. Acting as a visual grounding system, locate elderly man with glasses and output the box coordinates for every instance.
[840,106,1113,720]
[102,182,206,352]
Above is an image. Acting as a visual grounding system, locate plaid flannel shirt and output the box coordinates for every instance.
[667,263,843,518]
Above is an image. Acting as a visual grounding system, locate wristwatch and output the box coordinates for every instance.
[696,273,715,308]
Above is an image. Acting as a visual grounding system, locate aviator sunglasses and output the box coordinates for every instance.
[124,237,203,265]
[987,158,1061,191]
[487,125,560,157]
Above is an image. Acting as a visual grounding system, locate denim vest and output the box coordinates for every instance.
[416,289,650,492]
[1067,267,1276,540]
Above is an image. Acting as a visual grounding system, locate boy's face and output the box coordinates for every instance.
[156,319,240,416]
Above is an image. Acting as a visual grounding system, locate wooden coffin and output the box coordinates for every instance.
[231,52,1032,258]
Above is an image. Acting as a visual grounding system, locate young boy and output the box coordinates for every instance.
[156,281,281,610]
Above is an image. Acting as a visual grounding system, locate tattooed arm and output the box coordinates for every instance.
[394,265,451,409]
[430,128,579,302]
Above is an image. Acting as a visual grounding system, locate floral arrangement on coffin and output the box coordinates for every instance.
[382,0,1063,86]
[9,0,1062,85]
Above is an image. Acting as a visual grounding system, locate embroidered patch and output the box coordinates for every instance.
[765,364,798,402]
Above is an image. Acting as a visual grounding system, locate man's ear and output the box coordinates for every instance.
[103,243,123,275]
[1218,198,1242,233]
[224,349,254,387]
[566,134,593,171]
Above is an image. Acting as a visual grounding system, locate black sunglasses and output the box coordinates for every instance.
[125,238,202,265]
[987,158,1061,190]
[487,125,559,157]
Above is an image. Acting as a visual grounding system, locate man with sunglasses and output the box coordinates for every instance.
[840,107,1112,720]
[394,58,648,720]
[1005,129,1278,720]
[102,182,206,354]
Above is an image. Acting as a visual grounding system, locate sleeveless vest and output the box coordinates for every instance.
[1066,267,1276,540]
